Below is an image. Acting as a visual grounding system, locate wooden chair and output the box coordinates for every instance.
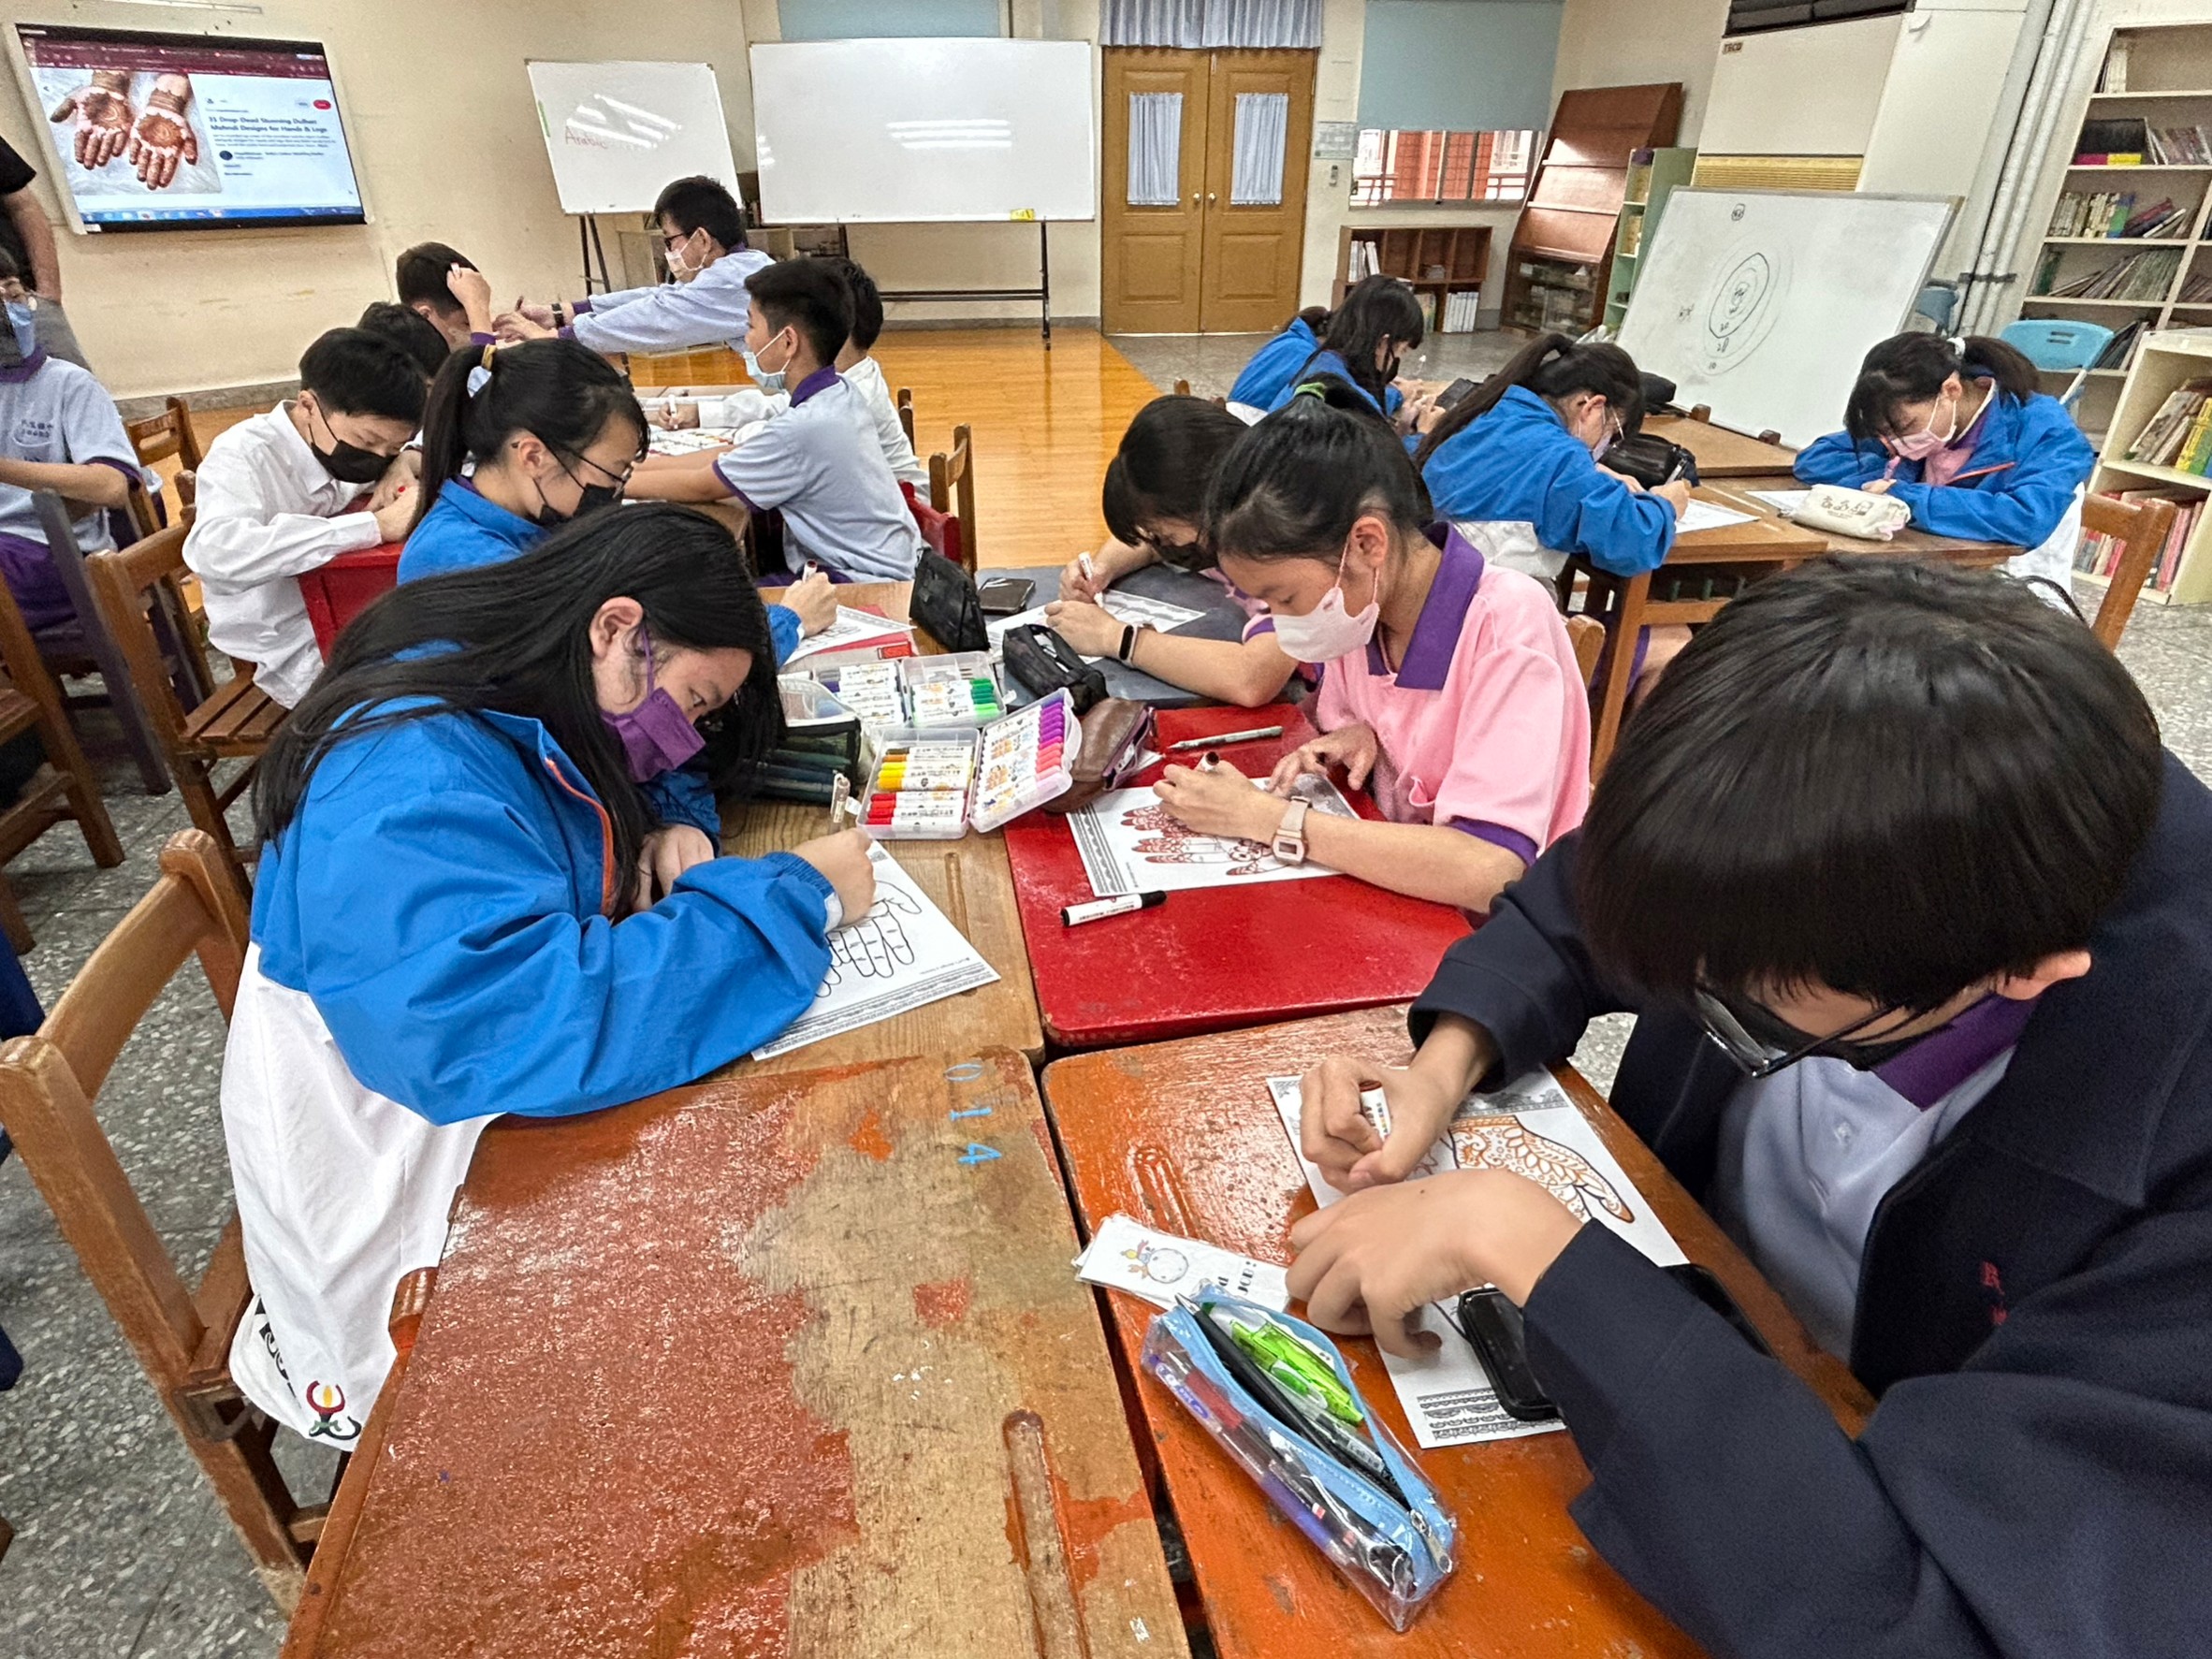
[1173,377,1193,397]
[0,576,124,953]
[2083,491,2179,650]
[33,490,181,793]
[927,423,978,575]
[87,524,286,894]
[895,386,916,449]
[124,396,204,475]
[0,829,323,1607]
[1565,613,1607,690]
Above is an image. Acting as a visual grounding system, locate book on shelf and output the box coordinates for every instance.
[2149,124,2212,165]
[1347,240,1379,281]
[2096,320,2147,370]
[2101,34,2132,94]
[2079,118,2150,162]
[2044,191,2187,238]
[2123,377,2212,467]
[1441,289,1481,333]
[2037,245,2182,299]
[2075,489,2199,594]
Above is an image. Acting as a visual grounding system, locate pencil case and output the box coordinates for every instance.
[1042,697,1153,814]
[1791,482,1913,542]
[1141,1288,1456,1630]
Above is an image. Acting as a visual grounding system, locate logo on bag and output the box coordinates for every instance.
[305,1380,363,1443]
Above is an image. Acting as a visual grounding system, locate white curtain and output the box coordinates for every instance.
[1230,92,1288,205]
[1127,93,1184,206]
[1102,0,1322,50]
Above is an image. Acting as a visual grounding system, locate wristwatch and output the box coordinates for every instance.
[1117,622,1151,664]
[1273,797,1311,866]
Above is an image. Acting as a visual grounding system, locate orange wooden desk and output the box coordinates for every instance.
[285,1051,1187,1659]
[1042,1006,1871,1659]
[1643,414,1798,477]
[1708,473,2022,566]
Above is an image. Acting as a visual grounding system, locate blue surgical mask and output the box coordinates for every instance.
[3,300,36,363]
[741,351,785,396]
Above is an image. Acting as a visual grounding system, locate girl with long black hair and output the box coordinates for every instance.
[222,503,874,1447]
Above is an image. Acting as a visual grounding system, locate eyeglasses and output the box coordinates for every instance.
[554,446,636,490]
[1138,531,1211,570]
[1691,984,1913,1079]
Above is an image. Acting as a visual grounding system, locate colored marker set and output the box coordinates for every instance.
[910,677,1003,727]
[808,652,1005,736]
[854,691,1080,839]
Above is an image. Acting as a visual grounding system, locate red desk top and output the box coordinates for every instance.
[1002,703,1472,1051]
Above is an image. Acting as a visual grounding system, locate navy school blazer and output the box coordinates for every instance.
[1410,750,2212,1658]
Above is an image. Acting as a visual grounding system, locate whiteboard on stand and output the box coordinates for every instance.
[1616,189,1957,449]
[527,60,743,216]
[750,38,1096,224]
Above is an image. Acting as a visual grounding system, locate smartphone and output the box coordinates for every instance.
[1436,377,1479,410]
[977,576,1036,616]
[1456,1262,1772,1421]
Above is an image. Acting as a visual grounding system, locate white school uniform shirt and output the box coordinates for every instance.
[713,368,925,580]
[183,403,383,707]
[568,247,774,356]
[838,355,929,488]
[222,944,488,1444]
[0,353,146,548]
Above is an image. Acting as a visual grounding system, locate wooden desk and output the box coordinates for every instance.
[1645,414,1798,477]
[285,1051,1188,1659]
[1580,494,1829,772]
[1709,473,2021,566]
[1042,1007,1872,1659]
[1001,705,1472,1050]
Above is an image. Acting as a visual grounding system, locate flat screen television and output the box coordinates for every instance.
[8,23,366,232]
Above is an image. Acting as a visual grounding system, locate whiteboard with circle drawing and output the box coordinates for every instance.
[526,61,742,216]
[1616,189,1957,450]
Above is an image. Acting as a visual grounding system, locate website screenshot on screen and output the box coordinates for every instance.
[16,25,365,229]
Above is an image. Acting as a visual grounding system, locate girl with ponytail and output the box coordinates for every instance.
[1228,302,1332,414]
[1147,379,1590,916]
[1264,275,1427,429]
[1794,332,2093,592]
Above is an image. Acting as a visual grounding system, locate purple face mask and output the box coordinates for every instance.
[601,626,706,781]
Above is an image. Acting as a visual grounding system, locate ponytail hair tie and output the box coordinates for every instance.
[1948,334,1969,357]
[465,343,496,399]
[1292,380,1331,402]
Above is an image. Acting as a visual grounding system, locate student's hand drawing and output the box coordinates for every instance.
[1152,761,1283,844]
[793,828,876,924]
[50,71,135,171]
[1298,1055,1464,1193]
[634,824,717,909]
[1041,597,1120,659]
[1652,478,1694,517]
[129,75,198,190]
[1269,723,1378,795]
[776,570,837,637]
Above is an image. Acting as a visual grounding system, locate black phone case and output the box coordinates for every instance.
[1456,1288,1559,1420]
[977,578,1035,616]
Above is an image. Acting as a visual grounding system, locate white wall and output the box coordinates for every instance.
[1549,0,1732,143]
[0,0,762,400]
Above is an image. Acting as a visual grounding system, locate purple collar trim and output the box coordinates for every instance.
[789,366,840,408]
[0,350,50,384]
[1875,992,2039,1110]
[1365,523,1484,689]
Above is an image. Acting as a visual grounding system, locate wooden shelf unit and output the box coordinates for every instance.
[2023,22,2212,437]
[1502,82,1681,336]
[1602,146,1695,332]
[2082,327,2212,604]
[1332,224,1493,331]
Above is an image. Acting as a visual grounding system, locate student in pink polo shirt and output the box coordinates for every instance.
[1151,380,1590,915]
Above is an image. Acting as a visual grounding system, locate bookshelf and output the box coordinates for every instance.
[1332,225,1493,331]
[1602,147,1696,332]
[2082,328,2212,604]
[2022,22,2212,442]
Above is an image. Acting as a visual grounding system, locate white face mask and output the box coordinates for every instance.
[665,233,703,282]
[1268,537,1381,664]
[743,326,793,395]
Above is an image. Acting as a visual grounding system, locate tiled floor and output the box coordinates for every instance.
[4,328,2210,1655]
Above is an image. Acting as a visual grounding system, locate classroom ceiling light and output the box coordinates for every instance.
[884,118,1014,152]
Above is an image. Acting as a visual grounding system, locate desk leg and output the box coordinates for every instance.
[1591,575,1649,777]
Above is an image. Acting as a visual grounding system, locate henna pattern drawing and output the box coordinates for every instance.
[818,883,922,993]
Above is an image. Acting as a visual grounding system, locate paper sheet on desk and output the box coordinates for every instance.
[1266,1072,1684,1448]
[751,845,999,1059]
[1748,488,1812,516]
[1074,1214,1291,1311]
[647,426,747,458]
[1068,773,1355,896]
[1677,499,1755,534]
[987,589,1209,661]
[782,606,916,663]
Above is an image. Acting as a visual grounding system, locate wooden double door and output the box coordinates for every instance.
[1102,48,1315,334]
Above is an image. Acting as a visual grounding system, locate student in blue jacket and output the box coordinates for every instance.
[1264,274,1425,429]
[220,504,876,1443]
[1286,559,2211,1659]
[1795,332,2094,591]
[1414,331,1689,581]
[1228,304,1328,413]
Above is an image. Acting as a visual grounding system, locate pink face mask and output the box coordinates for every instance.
[600,626,706,781]
[1885,397,1957,463]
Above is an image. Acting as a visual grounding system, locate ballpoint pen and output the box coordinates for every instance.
[1168,725,1285,752]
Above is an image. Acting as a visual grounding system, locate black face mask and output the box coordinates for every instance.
[532,455,625,527]
[305,402,393,486]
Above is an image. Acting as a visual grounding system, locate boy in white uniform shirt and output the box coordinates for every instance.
[0,252,148,630]
[633,260,924,583]
[183,328,422,706]
[501,177,772,357]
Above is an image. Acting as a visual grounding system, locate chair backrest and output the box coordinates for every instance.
[1565,614,1607,689]
[2081,491,2180,649]
[2001,318,2115,373]
[0,830,246,1390]
[906,481,962,567]
[124,396,203,473]
[175,469,196,517]
[895,386,916,448]
[82,522,203,753]
[928,424,977,575]
[1173,378,1193,397]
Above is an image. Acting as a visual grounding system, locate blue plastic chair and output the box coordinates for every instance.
[2001,318,2116,371]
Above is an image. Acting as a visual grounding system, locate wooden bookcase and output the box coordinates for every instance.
[2084,327,2212,605]
[2021,22,2212,444]
[1603,147,1696,331]
[1502,82,1682,335]
[1332,225,1493,330]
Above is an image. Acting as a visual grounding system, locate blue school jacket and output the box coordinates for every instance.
[1408,750,2212,1658]
[1228,318,1318,409]
[1264,347,1405,418]
[250,703,835,1123]
[1793,388,2094,546]
[1421,386,1676,577]
[395,486,800,841]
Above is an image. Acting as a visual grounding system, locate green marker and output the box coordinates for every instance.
[1231,1317,1362,1425]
